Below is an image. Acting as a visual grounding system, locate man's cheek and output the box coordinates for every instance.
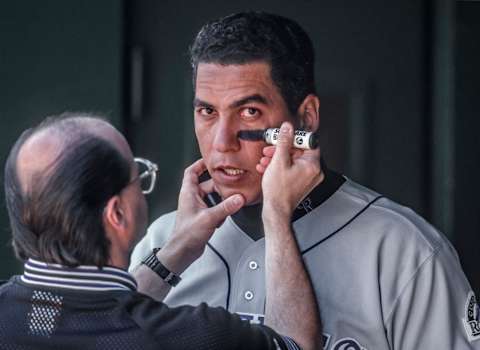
[242,144,264,166]
[196,137,210,159]
[195,126,210,149]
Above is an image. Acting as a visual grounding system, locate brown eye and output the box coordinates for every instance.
[241,107,259,119]
[198,107,215,116]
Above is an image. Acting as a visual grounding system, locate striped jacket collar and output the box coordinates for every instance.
[21,258,137,292]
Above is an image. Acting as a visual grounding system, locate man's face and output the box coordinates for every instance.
[194,62,293,204]
[124,159,149,248]
[100,126,148,250]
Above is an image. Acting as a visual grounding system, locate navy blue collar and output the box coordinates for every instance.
[21,259,137,292]
[231,163,346,240]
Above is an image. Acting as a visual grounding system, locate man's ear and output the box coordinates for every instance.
[103,195,127,234]
[296,94,320,132]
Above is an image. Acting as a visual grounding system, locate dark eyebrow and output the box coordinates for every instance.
[193,98,214,109]
[230,94,269,109]
[193,94,269,110]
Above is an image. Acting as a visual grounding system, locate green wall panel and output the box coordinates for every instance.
[0,0,124,278]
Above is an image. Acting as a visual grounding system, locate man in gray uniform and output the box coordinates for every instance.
[130,12,480,349]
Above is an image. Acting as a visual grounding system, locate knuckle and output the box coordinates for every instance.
[197,212,213,228]
[278,133,291,143]
[221,200,232,215]
[305,163,319,176]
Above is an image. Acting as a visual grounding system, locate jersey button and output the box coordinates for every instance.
[244,290,254,301]
[248,261,259,270]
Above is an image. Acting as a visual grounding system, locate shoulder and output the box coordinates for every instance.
[0,278,15,299]
[0,276,21,292]
[338,179,446,253]
[320,179,463,290]
[300,178,447,258]
[340,180,471,295]
[129,211,177,272]
[335,180,473,319]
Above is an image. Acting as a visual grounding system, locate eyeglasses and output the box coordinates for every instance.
[130,157,158,195]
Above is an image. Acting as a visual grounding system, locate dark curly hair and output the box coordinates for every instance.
[190,11,316,115]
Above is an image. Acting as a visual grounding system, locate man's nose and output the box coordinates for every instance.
[212,118,240,153]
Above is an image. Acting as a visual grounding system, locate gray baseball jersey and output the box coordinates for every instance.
[130,170,480,350]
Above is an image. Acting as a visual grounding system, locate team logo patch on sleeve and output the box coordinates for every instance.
[463,291,480,342]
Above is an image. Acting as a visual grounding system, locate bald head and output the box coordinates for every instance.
[16,116,133,195]
[4,113,134,266]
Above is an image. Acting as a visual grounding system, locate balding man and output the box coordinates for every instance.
[0,113,322,349]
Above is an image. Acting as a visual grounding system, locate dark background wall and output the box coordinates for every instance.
[0,0,478,292]
[453,0,480,295]
[0,1,124,277]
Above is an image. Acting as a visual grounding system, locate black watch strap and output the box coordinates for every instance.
[141,248,181,287]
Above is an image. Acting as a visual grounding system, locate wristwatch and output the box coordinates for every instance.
[141,248,181,287]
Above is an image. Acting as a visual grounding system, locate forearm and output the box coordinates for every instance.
[133,159,245,301]
[132,238,197,301]
[263,210,322,350]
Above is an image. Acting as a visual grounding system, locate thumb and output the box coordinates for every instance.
[207,194,245,224]
[273,122,294,164]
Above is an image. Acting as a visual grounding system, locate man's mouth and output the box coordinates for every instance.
[212,166,247,182]
[222,167,245,176]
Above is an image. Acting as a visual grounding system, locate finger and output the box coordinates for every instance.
[182,159,207,186]
[262,145,276,157]
[296,147,321,163]
[206,194,245,223]
[256,156,272,174]
[199,178,216,194]
[186,158,207,177]
[291,148,306,160]
[263,146,300,158]
[272,122,294,164]
[256,163,266,174]
[260,156,271,167]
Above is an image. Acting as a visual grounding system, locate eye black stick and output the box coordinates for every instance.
[237,128,318,150]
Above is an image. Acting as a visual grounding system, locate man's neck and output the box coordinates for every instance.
[107,248,129,270]
[231,165,346,241]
